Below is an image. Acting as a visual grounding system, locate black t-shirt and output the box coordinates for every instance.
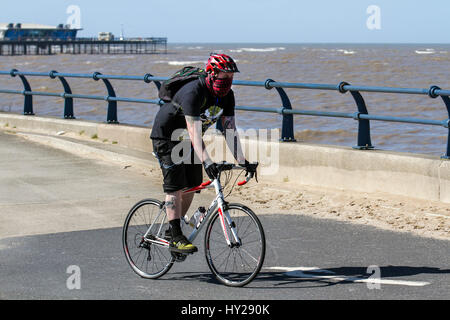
[150,78,235,140]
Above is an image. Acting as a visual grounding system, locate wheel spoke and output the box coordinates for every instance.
[239,247,259,264]
[123,200,174,279]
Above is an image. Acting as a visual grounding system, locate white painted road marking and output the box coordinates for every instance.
[266,267,430,287]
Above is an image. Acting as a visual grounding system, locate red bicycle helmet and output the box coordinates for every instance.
[206,53,239,73]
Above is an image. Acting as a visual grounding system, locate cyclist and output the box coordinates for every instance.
[150,53,257,254]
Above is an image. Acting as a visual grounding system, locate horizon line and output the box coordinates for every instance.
[166,41,450,45]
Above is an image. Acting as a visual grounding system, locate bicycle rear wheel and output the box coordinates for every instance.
[204,203,265,287]
[122,199,174,279]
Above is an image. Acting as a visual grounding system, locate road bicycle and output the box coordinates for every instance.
[122,162,265,287]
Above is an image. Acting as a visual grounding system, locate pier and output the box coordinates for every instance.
[0,37,167,55]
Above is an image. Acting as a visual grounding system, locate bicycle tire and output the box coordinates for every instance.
[204,203,265,287]
[122,198,175,279]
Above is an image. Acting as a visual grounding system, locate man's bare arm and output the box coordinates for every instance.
[221,115,246,164]
[185,115,212,164]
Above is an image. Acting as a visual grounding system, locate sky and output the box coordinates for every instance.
[0,0,449,43]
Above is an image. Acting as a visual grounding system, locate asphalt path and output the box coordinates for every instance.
[0,130,449,300]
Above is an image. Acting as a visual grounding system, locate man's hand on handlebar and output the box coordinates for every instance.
[203,161,219,180]
[202,160,259,183]
[244,160,258,182]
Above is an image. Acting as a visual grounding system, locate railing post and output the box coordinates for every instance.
[144,72,164,106]
[429,85,450,159]
[444,117,450,160]
[143,73,161,91]
[49,70,75,119]
[93,72,119,124]
[10,69,34,115]
[339,82,374,150]
[265,79,296,142]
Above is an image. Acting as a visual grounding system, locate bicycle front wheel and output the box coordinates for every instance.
[122,199,174,279]
[204,203,265,287]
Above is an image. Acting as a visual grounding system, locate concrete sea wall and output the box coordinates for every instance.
[1,113,449,204]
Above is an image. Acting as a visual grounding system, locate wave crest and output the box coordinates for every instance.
[229,47,286,53]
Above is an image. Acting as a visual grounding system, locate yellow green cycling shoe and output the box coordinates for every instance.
[170,235,198,254]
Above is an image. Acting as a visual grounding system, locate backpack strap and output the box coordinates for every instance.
[158,66,208,103]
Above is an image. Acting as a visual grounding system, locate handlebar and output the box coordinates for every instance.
[216,162,257,186]
[183,162,257,194]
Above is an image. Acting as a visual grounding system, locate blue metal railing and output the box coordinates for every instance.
[0,69,449,159]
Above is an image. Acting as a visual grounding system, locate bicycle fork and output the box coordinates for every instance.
[213,180,242,248]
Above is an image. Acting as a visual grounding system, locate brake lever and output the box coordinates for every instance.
[246,161,258,183]
[237,170,258,186]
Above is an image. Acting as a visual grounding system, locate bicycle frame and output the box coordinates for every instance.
[184,178,241,247]
[143,166,248,250]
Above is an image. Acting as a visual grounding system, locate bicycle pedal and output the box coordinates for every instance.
[171,252,188,262]
[163,229,171,241]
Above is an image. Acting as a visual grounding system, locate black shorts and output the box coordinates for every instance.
[152,138,203,193]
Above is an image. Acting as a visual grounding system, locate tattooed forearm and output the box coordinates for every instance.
[221,116,236,131]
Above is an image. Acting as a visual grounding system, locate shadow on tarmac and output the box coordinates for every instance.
[164,265,450,289]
